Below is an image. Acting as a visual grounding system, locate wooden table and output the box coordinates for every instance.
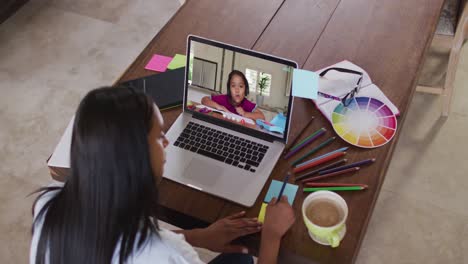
[49,0,444,263]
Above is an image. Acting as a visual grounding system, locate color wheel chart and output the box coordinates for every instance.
[332,97,397,148]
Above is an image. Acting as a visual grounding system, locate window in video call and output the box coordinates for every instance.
[186,40,294,139]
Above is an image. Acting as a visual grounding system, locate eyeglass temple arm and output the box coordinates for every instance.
[319,67,363,77]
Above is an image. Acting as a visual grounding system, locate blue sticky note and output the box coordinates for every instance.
[264,180,299,205]
[292,69,319,100]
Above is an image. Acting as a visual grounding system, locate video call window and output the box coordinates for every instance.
[186,40,293,139]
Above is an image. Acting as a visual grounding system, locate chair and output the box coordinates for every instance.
[417,0,468,116]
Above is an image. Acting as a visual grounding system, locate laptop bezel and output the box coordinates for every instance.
[183,35,298,143]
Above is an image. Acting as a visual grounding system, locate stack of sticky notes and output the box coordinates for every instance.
[258,180,299,223]
[145,53,187,72]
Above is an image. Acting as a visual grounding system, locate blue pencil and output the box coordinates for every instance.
[318,158,376,175]
[276,174,290,204]
[295,147,349,168]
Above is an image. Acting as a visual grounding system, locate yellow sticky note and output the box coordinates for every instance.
[258,203,268,223]
[167,54,187,70]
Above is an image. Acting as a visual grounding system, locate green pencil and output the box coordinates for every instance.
[291,137,336,166]
[303,186,366,192]
[290,128,325,152]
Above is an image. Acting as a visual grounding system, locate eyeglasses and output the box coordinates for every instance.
[318,67,364,107]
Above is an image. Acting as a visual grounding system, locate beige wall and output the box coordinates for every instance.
[192,41,223,90]
[191,41,291,111]
[232,53,290,110]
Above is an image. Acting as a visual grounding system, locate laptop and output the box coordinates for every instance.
[164,35,297,207]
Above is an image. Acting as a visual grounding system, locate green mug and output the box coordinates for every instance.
[302,191,348,248]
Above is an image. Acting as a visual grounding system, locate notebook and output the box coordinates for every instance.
[119,67,185,110]
[313,61,399,123]
[48,68,185,169]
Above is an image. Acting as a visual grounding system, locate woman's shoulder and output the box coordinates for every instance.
[33,181,64,218]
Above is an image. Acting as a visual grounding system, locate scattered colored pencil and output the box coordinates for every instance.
[301,167,360,183]
[276,174,290,204]
[283,117,314,154]
[294,159,347,182]
[284,128,326,159]
[289,128,325,152]
[304,183,368,188]
[295,147,348,168]
[291,137,336,165]
[303,186,367,192]
[318,158,376,175]
[293,152,346,173]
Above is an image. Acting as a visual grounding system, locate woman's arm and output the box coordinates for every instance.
[258,196,295,264]
[201,96,229,112]
[258,233,281,264]
[174,211,261,253]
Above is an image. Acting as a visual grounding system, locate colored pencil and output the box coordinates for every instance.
[318,158,376,175]
[294,159,347,182]
[276,174,290,204]
[295,147,349,168]
[289,127,325,152]
[291,137,336,165]
[305,183,368,188]
[283,117,314,154]
[301,167,360,183]
[284,128,326,159]
[293,152,346,173]
[303,186,366,192]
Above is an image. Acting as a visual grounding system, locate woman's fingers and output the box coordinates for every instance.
[230,218,262,228]
[238,226,262,236]
[270,197,277,204]
[226,211,246,220]
[221,244,249,254]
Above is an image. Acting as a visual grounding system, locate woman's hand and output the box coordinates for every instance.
[183,211,262,253]
[257,196,295,264]
[235,107,246,116]
[263,196,295,240]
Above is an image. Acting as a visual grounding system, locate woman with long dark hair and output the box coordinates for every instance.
[30,87,294,264]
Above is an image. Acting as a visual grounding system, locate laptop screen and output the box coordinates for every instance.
[185,36,297,142]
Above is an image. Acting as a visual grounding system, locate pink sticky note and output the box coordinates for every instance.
[144,54,173,72]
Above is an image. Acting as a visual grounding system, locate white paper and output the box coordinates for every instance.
[47,116,73,168]
[313,60,399,123]
[196,104,255,125]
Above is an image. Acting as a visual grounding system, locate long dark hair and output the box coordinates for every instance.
[32,86,160,264]
[226,70,249,97]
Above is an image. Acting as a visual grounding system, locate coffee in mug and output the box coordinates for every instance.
[302,191,348,247]
[305,199,344,227]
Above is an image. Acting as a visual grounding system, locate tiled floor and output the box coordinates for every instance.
[0,1,467,263]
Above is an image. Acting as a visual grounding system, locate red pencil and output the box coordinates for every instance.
[304,182,368,188]
[301,167,360,183]
[293,152,346,174]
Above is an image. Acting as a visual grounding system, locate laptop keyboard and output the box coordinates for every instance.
[173,122,268,173]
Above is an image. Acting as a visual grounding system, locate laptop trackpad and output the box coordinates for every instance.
[183,158,221,187]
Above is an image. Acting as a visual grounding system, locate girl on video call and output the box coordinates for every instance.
[201,70,266,120]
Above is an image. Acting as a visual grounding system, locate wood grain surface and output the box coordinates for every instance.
[48,0,445,263]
